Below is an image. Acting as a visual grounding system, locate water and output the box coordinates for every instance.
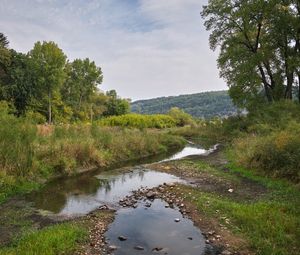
[26,144,212,255]
[105,199,206,255]
[30,168,182,215]
[28,144,211,215]
[162,143,218,162]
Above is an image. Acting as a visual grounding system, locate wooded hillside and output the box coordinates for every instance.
[131,90,237,118]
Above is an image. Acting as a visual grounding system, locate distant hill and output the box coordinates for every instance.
[131,90,238,119]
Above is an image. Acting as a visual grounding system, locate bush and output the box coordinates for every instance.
[232,122,300,182]
[98,113,177,129]
[167,107,196,126]
[0,104,37,177]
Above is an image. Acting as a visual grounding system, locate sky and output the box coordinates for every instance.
[0,0,227,100]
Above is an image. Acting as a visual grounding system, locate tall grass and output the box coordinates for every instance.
[0,108,185,203]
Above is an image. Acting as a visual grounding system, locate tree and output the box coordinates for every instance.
[62,58,103,120]
[103,90,130,116]
[167,107,195,126]
[1,50,36,115]
[29,41,66,123]
[201,0,300,108]
[0,33,11,85]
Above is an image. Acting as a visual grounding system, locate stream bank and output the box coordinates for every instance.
[1,143,298,255]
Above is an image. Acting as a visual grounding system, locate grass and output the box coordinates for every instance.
[0,223,87,255]
[180,160,300,255]
[0,118,185,204]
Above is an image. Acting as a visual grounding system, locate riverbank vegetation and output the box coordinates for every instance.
[0,103,185,203]
[172,100,300,183]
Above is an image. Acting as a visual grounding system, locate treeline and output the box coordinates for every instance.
[0,33,130,123]
[131,91,238,119]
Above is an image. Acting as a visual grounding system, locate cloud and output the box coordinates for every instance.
[0,0,226,100]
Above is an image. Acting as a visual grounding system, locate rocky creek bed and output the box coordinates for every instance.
[0,144,260,254]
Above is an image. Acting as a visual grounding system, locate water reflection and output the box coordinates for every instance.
[105,199,206,255]
[27,145,214,215]
[28,169,182,215]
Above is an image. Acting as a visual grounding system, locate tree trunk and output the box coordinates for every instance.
[258,65,273,102]
[298,73,300,102]
[48,90,52,124]
[285,72,294,100]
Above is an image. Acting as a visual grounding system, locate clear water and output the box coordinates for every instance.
[28,145,211,215]
[26,145,213,255]
[29,169,182,215]
[105,199,206,255]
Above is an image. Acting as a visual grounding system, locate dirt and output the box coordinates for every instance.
[76,207,115,255]
[148,149,268,202]
[0,198,58,247]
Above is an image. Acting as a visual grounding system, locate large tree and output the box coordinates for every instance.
[0,33,11,86]
[1,51,36,115]
[29,41,66,123]
[201,0,300,108]
[62,58,103,120]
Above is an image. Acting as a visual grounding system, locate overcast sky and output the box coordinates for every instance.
[0,0,227,100]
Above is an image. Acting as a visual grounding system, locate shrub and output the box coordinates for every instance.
[167,107,196,126]
[98,113,177,129]
[232,122,300,182]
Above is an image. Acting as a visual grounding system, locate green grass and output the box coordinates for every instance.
[0,223,87,255]
[182,162,300,255]
[0,117,185,204]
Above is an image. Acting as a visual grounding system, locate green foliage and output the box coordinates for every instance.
[0,34,132,122]
[0,223,86,255]
[0,33,11,85]
[0,51,37,115]
[131,90,237,119]
[0,112,184,202]
[98,113,177,129]
[103,90,130,116]
[174,101,300,182]
[232,122,300,182]
[62,58,103,121]
[29,41,67,123]
[0,101,37,177]
[201,1,300,108]
[167,107,196,126]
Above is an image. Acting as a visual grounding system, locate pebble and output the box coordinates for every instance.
[134,245,145,250]
[108,245,117,251]
[118,235,127,241]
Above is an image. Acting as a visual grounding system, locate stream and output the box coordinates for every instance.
[27,144,215,255]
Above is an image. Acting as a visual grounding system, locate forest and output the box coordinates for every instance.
[131,90,238,118]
